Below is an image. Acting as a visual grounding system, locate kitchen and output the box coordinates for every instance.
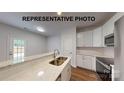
[0,12,123,81]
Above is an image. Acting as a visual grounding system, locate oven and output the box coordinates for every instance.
[96,58,112,81]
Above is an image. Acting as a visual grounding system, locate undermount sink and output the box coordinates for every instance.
[49,57,67,66]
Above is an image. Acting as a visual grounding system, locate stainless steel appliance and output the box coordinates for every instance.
[105,33,114,46]
[96,57,114,81]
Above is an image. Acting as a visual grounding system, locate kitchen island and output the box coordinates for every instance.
[0,53,71,81]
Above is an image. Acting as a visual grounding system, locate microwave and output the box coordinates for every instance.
[105,33,114,46]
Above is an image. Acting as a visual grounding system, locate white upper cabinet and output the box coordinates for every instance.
[83,31,93,47]
[93,27,103,47]
[77,27,103,47]
[102,20,114,47]
[102,13,123,37]
[102,13,124,47]
[77,32,84,47]
[77,30,93,47]
[102,21,114,36]
[77,13,124,48]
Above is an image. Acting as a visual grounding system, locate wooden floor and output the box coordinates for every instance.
[70,67,101,81]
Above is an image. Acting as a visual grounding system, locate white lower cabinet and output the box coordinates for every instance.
[77,55,83,67]
[76,55,96,71]
[83,56,92,70]
[91,57,96,71]
[61,63,71,81]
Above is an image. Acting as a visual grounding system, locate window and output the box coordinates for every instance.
[13,39,25,63]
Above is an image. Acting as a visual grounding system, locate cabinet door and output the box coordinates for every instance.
[83,55,96,71]
[76,55,83,67]
[103,22,114,36]
[77,32,84,47]
[61,63,71,81]
[91,57,96,71]
[102,21,114,47]
[83,31,93,47]
[93,27,103,47]
[77,55,96,71]
[77,31,93,47]
[83,55,92,70]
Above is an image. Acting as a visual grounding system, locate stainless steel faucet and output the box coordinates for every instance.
[54,49,60,59]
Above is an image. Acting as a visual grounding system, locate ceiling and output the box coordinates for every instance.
[0,12,115,36]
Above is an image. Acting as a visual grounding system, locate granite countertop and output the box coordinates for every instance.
[0,55,71,81]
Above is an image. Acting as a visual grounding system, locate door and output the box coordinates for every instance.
[61,28,76,67]
[9,38,25,64]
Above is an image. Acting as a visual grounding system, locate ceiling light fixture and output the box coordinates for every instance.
[57,12,62,15]
[36,26,45,32]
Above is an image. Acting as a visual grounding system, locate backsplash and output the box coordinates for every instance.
[103,47,114,58]
[77,47,114,58]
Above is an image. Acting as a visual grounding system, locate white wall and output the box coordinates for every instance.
[0,23,47,62]
[115,15,124,81]
[104,12,124,81]
[47,27,76,67]
[47,35,61,52]
[61,27,76,67]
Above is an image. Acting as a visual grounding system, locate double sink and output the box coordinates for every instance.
[49,57,67,66]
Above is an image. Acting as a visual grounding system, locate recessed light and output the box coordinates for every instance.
[57,12,62,15]
[36,26,45,32]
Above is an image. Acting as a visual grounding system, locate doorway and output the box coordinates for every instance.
[10,39,25,64]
